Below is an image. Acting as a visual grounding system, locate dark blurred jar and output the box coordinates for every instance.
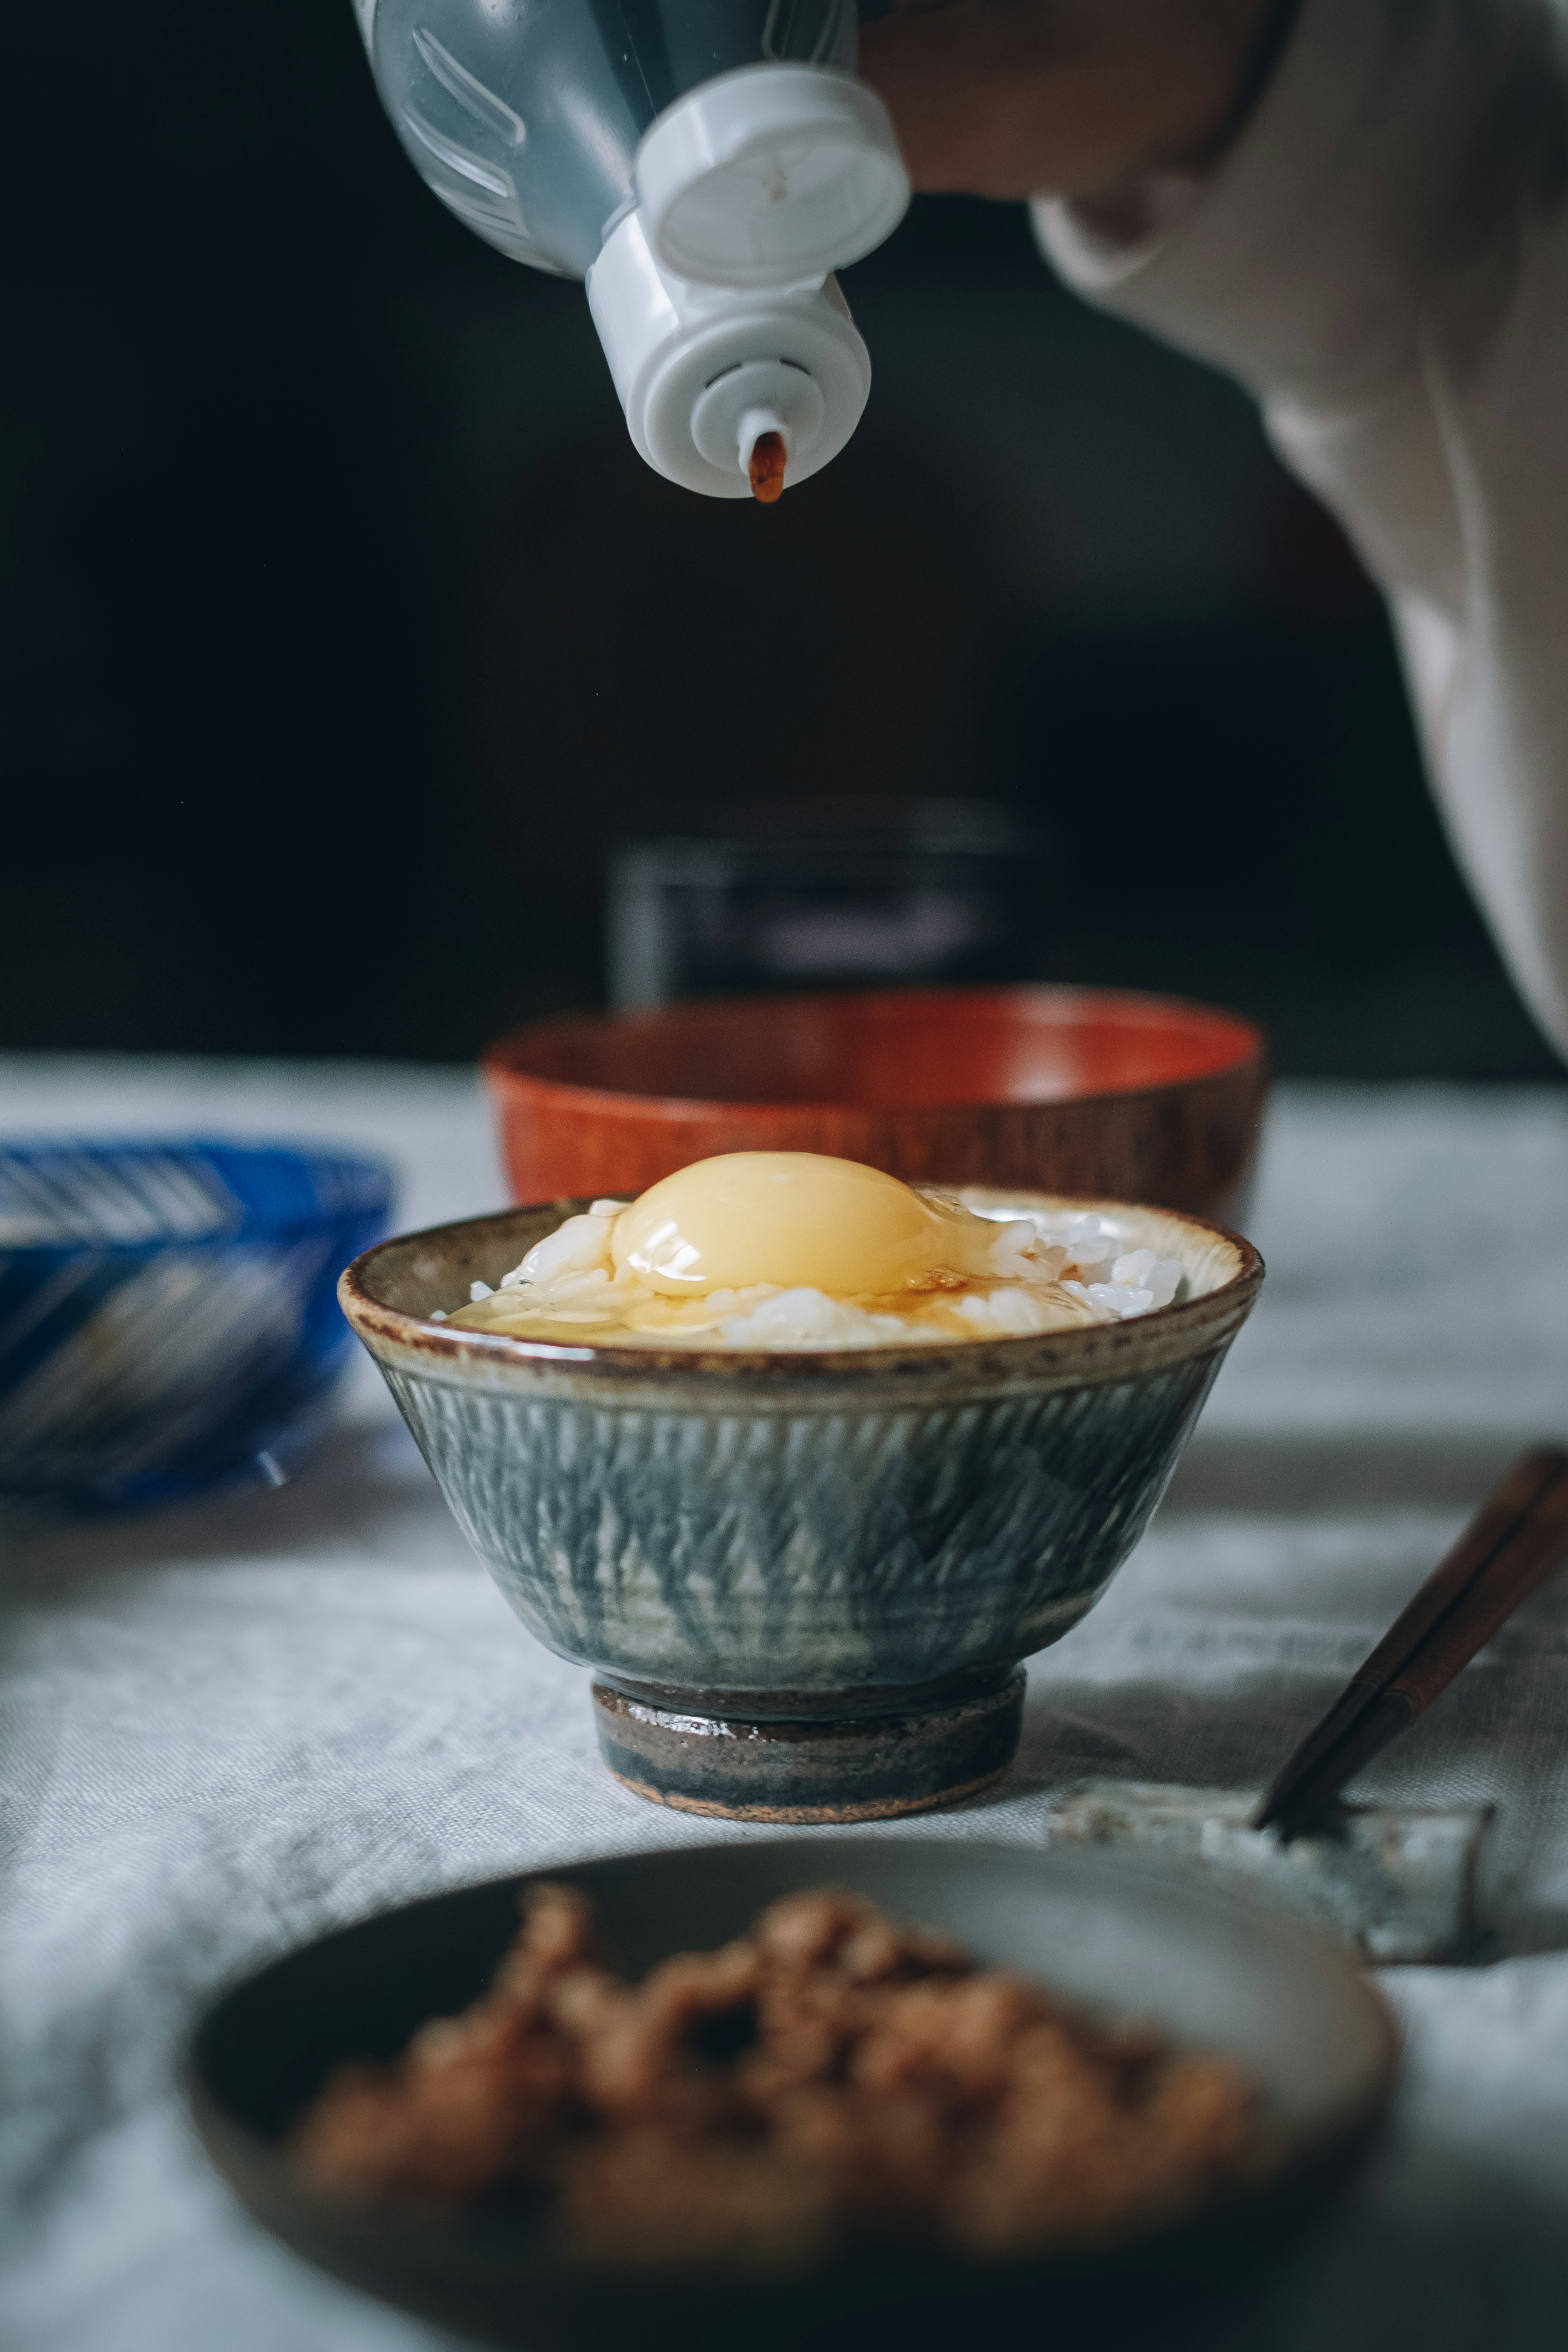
[608,800,1052,1009]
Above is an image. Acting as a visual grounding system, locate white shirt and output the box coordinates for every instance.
[1034,0,1568,1060]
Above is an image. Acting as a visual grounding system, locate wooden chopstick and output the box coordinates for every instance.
[1252,1445,1568,1838]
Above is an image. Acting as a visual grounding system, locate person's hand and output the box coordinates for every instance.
[858,0,1282,203]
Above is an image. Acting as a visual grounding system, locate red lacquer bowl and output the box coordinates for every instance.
[482,986,1268,1225]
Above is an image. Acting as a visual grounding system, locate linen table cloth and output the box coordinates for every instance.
[2,1057,1567,2351]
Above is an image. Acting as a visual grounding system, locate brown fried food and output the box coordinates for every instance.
[291,1883,1260,2265]
[291,1883,597,2204]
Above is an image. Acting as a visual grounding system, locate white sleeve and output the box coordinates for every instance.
[1033,0,1568,1060]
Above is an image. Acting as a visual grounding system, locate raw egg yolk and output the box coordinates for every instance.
[611,1152,951,1298]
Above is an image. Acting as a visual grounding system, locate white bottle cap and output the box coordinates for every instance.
[587,209,871,499]
[635,64,910,290]
[733,405,797,482]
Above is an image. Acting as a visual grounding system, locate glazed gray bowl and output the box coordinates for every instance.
[339,1190,1263,1820]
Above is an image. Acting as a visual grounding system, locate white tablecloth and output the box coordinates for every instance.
[2,1057,1567,2351]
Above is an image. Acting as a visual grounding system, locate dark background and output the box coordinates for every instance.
[5,0,1560,1081]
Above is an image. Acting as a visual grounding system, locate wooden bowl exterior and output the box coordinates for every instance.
[482,986,1268,1226]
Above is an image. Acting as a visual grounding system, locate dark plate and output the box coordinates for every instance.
[187,1840,1398,2352]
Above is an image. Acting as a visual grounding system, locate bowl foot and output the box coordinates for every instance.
[591,1668,1025,1823]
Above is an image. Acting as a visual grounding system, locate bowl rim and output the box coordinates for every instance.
[481,984,1267,1122]
[339,1188,1265,1384]
[0,1136,395,1255]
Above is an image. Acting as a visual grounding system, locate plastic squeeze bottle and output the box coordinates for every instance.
[353,0,910,500]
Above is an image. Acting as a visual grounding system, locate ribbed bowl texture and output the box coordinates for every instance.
[0,1141,393,1511]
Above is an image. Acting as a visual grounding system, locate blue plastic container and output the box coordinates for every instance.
[0,1142,394,1512]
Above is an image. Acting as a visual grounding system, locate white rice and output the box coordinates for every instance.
[444,1198,1185,1350]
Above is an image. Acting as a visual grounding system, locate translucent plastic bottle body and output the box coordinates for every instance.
[360,0,856,281]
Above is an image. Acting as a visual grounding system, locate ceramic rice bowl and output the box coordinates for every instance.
[339,1192,1262,1821]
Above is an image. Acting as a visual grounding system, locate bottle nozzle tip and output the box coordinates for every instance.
[748,430,787,503]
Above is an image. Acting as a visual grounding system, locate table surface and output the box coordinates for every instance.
[3,1056,1568,2352]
